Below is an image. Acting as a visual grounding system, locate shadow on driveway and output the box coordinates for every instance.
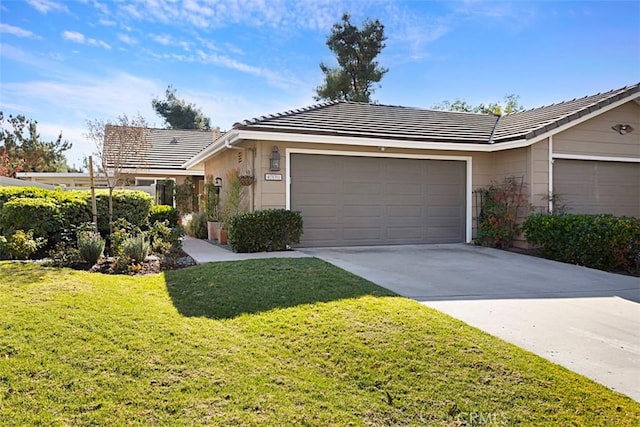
[163,257,394,320]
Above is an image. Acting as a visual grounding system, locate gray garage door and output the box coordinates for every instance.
[290,154,466,247]
[553,159,640,217]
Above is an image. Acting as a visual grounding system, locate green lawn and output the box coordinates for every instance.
[1,259,638,425]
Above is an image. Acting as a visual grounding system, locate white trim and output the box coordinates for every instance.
[119,168,205,176]
[548,136,554,213]
[286,148,473,243]
[552,153,640,163]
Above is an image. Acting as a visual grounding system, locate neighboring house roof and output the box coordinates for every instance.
[104,127,217,172]
[234,83,640,145]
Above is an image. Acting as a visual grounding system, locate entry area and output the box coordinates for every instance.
[290,153,466,247]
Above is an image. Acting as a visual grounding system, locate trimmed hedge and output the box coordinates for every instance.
[0,186,154,254]
[228,209,303,253]
[0,197,62,244]
[94,190,153,235]
[522,213,640,272]
[149,205,179,226]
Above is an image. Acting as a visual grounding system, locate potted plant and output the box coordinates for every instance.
[238,174,254,186]
[204,175,220,240]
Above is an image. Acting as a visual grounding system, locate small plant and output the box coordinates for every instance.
[47,241,82,268]
[221,168,247,230]
[149,220,183,255]
[77,231,105,265]
[184,211,208,239]
[0,230,46,260]
[109,218,142,256]
[474,176,531,248]
[122,234,150,263]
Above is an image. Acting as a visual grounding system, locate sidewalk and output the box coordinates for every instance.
[181,236,311,264]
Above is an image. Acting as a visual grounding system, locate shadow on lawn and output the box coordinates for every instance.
[163,257,395,320]
[0,261,50,285]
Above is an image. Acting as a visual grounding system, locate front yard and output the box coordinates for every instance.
[1,259,637,425]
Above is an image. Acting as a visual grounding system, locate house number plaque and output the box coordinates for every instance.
[265,173,283,181]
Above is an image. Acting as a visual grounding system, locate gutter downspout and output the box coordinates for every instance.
[225,139,243,150]
[487,113,501,144]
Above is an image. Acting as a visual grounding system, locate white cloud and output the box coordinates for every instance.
[194,49,297,90]
[118,34,137,45]
[62,30,111,49]
[62,30,85,43]
[0,24,39,39]
[150,33,173,45]
[26,0,68,14]
[98,19,117,27]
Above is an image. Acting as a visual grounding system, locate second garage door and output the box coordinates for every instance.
[290,154,466,247]
[553,159,640,217]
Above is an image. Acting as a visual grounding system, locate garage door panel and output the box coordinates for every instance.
[554,159,639,217]
[344,205,382,217]
[387,205,423,217]
[291,154,466,246]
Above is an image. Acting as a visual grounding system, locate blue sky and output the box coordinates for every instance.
[1,0,639,167]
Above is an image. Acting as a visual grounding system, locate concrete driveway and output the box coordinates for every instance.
[300,244,640,401]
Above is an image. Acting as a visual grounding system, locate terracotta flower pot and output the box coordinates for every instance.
[218,229,228,245]
[207,221,220,240]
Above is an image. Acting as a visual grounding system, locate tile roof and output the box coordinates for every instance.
[105,127,216,170]
[234,83,639,145]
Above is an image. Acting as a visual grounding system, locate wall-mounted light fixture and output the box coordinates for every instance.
[269,146,281,171]
[612,124,634,135]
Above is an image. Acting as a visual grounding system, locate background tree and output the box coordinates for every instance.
[85,114,151,234]
[152,86,211,130]
[0,112,73,176]
[315,13,388,103]
[433,94,525,115]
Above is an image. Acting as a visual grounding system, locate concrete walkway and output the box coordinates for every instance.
[182,236,311,263]
[301,244,640,401]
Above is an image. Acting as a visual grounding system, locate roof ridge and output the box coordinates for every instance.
[504,82,639,116]
[236,100,341,127]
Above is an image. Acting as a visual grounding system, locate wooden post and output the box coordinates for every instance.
[89,155,98,232]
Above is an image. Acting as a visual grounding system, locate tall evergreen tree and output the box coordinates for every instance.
[315,13,388,103]
[0,112,72,176]
[152,86,211,130]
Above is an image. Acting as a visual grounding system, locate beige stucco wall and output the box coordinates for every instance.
[553,102,640,158]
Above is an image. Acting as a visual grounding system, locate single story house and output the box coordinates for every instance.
[184,83,639,247]
[18,127,218,204]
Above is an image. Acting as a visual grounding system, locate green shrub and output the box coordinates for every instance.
[184,211,208,239]
[95,190,153,235]
[109,218,142,256]
[77,231,105,265]
[523,213,640,272]
[122,234,150,263]
[148,220,183,255]
[0,230,46,260]
[149,205,179,226]
[0,198,61,251]
[228,209,303,253]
